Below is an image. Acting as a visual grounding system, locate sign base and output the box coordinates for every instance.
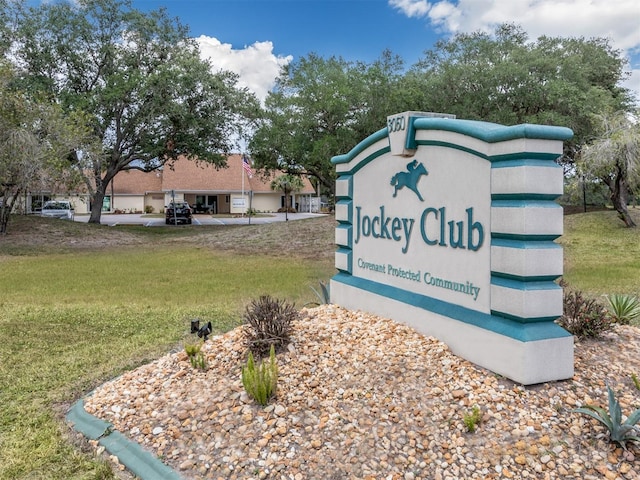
[331,277,574,385]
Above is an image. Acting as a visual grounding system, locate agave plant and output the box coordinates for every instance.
[575,386,640,449]
[304,280,331,307]
[604,294,640,325]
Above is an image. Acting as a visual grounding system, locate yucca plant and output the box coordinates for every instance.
[575,386,640,449]
[241,344,278,406]
[605,294,640,325]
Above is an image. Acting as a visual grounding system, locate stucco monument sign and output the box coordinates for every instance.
[330,112,574,385]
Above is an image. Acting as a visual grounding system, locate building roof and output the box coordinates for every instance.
[111,169,163,194]
[160,154,316,194]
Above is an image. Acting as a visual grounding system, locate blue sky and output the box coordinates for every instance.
[31,1,639,104]
[126,0,640,104]
[148,0,439,65]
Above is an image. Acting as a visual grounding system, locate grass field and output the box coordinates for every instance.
[559,207,640,295]
[0,208,638,479]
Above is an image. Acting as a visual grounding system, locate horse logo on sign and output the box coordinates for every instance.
[390,159,428,201]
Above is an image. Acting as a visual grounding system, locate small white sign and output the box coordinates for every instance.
[231,198,246,208]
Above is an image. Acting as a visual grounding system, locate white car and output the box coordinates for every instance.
[41,201,75,220]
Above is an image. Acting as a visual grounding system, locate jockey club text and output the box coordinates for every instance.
[354,205,485,254]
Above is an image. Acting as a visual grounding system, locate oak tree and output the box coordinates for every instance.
[579,111,639,227]
[12,0,258,223]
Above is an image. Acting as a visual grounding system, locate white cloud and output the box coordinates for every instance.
[195,35,292,104]
[391,0,640,101]
[389,0,432,18]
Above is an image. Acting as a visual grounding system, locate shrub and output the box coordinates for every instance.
[144,205,154,214]
[243,295,297,357]
[604,294,640,325]
[557,281,611,338]
[463,405,482,433]
[242,344,278,406]
[575,386,640,449]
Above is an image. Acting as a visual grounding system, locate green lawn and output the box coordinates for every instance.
[0,209,638,479]
[559,208,640,295]
[0,216,335,480]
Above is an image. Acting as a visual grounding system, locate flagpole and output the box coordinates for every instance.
[241,154,245,217]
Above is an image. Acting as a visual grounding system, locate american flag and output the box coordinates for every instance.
[242,155,253,178]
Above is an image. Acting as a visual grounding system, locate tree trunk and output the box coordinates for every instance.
[606,169,636,228]
[0,205,9,235]
[0,188,21,235]
[88,188,106,224]
[88,169,116,224]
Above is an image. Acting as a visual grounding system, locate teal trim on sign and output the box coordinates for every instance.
[336,199,353,224]
[492,199,562,209]
[336,224,353,248]
[331,128,388,164]
[341,146,390,176]
[332,272,571,342]
[491,271,561,283]
[335,174,353,200]
[411,118,573,143]
[491,193,561,201]
[491,156,562,168]
[492,232,561,241]
[331,119,572,175]
[491,238,561,250]
[490,310,561,324]
[491,276,561,291]
[336,248,353,273]
[414,139,488,161]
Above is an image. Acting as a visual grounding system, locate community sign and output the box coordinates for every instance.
[330,112,574,385]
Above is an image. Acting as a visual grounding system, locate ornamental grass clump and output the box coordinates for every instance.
[557,281,611,338]
[242,344,278,406]
[575,386,640,449]
[243,295,297,357]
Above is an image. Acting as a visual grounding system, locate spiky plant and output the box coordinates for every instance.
[605,294,640,325]
[575,386,640,449]
[241,344,278,406]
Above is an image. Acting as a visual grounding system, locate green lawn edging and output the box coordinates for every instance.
[66,400,183,480]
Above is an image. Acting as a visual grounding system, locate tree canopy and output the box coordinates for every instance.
[409,24,633,159]
[250,51,409,195]
[251,24,634,196]
[9,0,258,223]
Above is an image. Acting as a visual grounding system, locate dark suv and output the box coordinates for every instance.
[165,201,192,225]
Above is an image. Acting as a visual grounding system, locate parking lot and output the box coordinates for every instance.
[73,212,326,227]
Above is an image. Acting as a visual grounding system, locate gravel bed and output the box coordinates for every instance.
[84,305,640,480]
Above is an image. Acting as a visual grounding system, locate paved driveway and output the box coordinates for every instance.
[73,212,326,226]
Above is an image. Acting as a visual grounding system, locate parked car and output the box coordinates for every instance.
[165,201,192,225]
[41,200,74,220]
